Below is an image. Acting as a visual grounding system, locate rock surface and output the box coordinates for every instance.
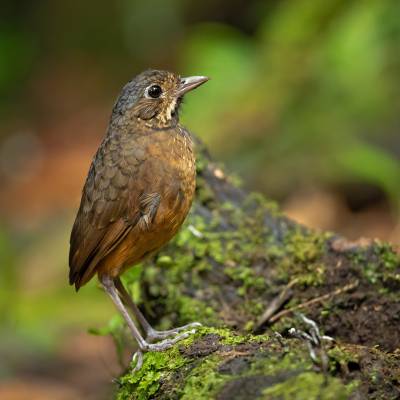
[113,143,400,399]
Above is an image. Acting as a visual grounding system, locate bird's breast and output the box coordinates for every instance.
[153,129,196,226]
[122,127,195,231]
[95,127,196,276]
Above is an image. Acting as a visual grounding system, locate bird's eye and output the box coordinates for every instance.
[146,84,162,98]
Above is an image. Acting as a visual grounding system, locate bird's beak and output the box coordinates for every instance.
[177,76,209,96]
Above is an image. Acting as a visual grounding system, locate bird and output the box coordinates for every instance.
[68,69,209,370]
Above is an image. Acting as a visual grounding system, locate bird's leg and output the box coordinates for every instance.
[114,277,201,342]
[113,277,153,335]
[101,275,195,371]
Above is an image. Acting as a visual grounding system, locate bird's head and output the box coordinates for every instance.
[111,70,209,128]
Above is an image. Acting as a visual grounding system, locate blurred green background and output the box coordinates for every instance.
[0,0,399,398]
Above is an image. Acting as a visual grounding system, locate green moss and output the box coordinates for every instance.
[198,326,251,345]
[328,346,360,368]
[261,372,352,400]
[115,327,258,399]
[284,229,327,264]
[181,355,228,400]
[176,326,254,348]
[196,176,216,205]
[181,329,354,400]
[363,262,381,284]
[373,241,400,270]
[243,192,281,217]
[116,346,187,400]
[224,262,266,296]
[244,320,255,331]
[177,296,218,325]
[300,263,326,286]
[319,302,335,318]
[273,229,328,287]
[115,327,367,400]
[250,353,307,378]
[346,240,400,289]
[195,155,207,174]
[156,255,174,267]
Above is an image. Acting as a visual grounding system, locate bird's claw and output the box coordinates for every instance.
[130,326,198,373]
[143,329,195,352]
[146,322,202,341]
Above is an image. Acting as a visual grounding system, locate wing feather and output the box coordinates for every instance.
[68,132,146,289]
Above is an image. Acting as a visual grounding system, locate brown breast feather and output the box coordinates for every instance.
[68,128,189,290]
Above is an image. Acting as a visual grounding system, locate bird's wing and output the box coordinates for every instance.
[68,133,154,289]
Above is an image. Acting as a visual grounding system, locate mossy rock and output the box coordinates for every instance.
[115,327,399,399]
[109,144,400,399]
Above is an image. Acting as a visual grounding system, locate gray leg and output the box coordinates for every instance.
[101,275,147,350]
[114,277,152,335]
[101,275,195,371]
[114,277,201,341]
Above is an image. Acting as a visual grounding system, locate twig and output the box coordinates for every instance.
[254,278,299,331]
[269,280,359,324]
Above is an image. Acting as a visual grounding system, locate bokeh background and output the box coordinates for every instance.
[1,0,399,398]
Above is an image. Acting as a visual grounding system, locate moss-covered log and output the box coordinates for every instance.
[112,142,400,399]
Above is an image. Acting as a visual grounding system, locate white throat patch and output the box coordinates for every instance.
[160,98,177,123]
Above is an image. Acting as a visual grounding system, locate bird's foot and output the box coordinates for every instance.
[144,328,196,351]
[131,327,198,372]
[146,321,202,342]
